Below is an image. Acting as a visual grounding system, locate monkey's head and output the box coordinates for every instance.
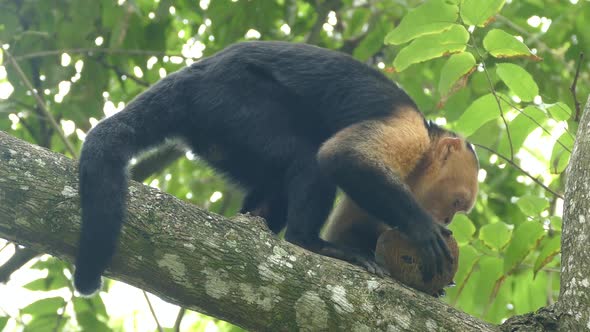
[408,133,479,225]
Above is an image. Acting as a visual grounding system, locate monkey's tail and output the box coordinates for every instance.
[74,71,189,295]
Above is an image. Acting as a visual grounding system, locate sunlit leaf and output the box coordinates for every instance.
[439,52,476,97]
[21,297,66,316]
[550,216,562,232]
[24,315,67,332]
[550,131,574,174]
[474,256,504,305]
[76,312,112,332]
[449,214,476,244]
[23,274,68,291]
[479,222,513,250]
[454,244,480,288]
[512,270,548,315]
[546,102,573,121]
[504,221,545,273]
[0,317,8,331]
[496,63,539,102]
[454,93,511,136]
[393,24,469,72]
[516,195,549,215]
[483,29,541,60]
[534,235,561,276]
[385,0,459,45]
[498,106,546,156]
[73,296,108,319]
[460,0,506,27]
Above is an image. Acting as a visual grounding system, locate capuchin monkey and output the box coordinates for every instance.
[323,126,479,264]
[74,41,478,295]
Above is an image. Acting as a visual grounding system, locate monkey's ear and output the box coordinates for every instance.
[436,137,463,161]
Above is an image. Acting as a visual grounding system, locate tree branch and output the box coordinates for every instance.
[0,130,497,331]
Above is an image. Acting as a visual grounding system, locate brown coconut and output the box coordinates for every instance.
[375,228,459,296]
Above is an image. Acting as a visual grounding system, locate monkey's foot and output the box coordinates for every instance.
[319,244,390,278]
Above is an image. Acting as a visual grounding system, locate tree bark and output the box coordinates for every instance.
[556,95,590,330]
[500,97,590,332]
[0,131,497,331]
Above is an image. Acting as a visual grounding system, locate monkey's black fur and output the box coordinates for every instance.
[75,41,446,294]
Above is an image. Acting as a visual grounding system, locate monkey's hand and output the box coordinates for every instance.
[319,241,390,277]
[405,220,453,282]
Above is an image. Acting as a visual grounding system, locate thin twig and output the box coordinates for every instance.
[13,48,193,61]
[470,41,515,160]
[3,49,78,157]
[143,291,164,332]
[52,299,70,332]
[495,15,551,55]
[473,143,564,199]
[497,95,573,153]
[173,307,186,332]
[570,52,584,122]
[93,57,150,87]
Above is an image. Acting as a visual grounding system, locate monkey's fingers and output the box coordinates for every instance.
[320,245,389,277]
[436,233,453,262]
[433,289,446,298]
[420,246,436,282]
[433,239,445,276]
[440,226,453,236]
[366,261,390,278]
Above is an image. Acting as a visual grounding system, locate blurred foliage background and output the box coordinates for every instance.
[0,0,588,330]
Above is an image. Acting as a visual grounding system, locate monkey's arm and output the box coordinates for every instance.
[318,107,451,281]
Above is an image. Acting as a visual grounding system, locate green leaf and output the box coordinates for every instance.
[516,195,549,215]
[393,24,470,72]
[385,0,459,45]
[512,270,548,315]
[504,221,545,273]
[24,315,67,332]
[546,102,573,121]
[454,244,480,287]
[353,16,393,61]
[73,296,108,319]
[550,132,574,174]
[439,52,476,97]
[345,8,371,39]
[448,214,476,244]
[550,216,562,232]
[23,275,68,291]
[495,63,539,102]
[21,297,66,316]
[474,256,504,303]
[483,29,541,60]
[479,222,513,250]
[76,312,112,332]
[454,93,511,136]
[0,316,8,330]
[498,106,546,156]
[460,0,506,27]
[534,235,561,276]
